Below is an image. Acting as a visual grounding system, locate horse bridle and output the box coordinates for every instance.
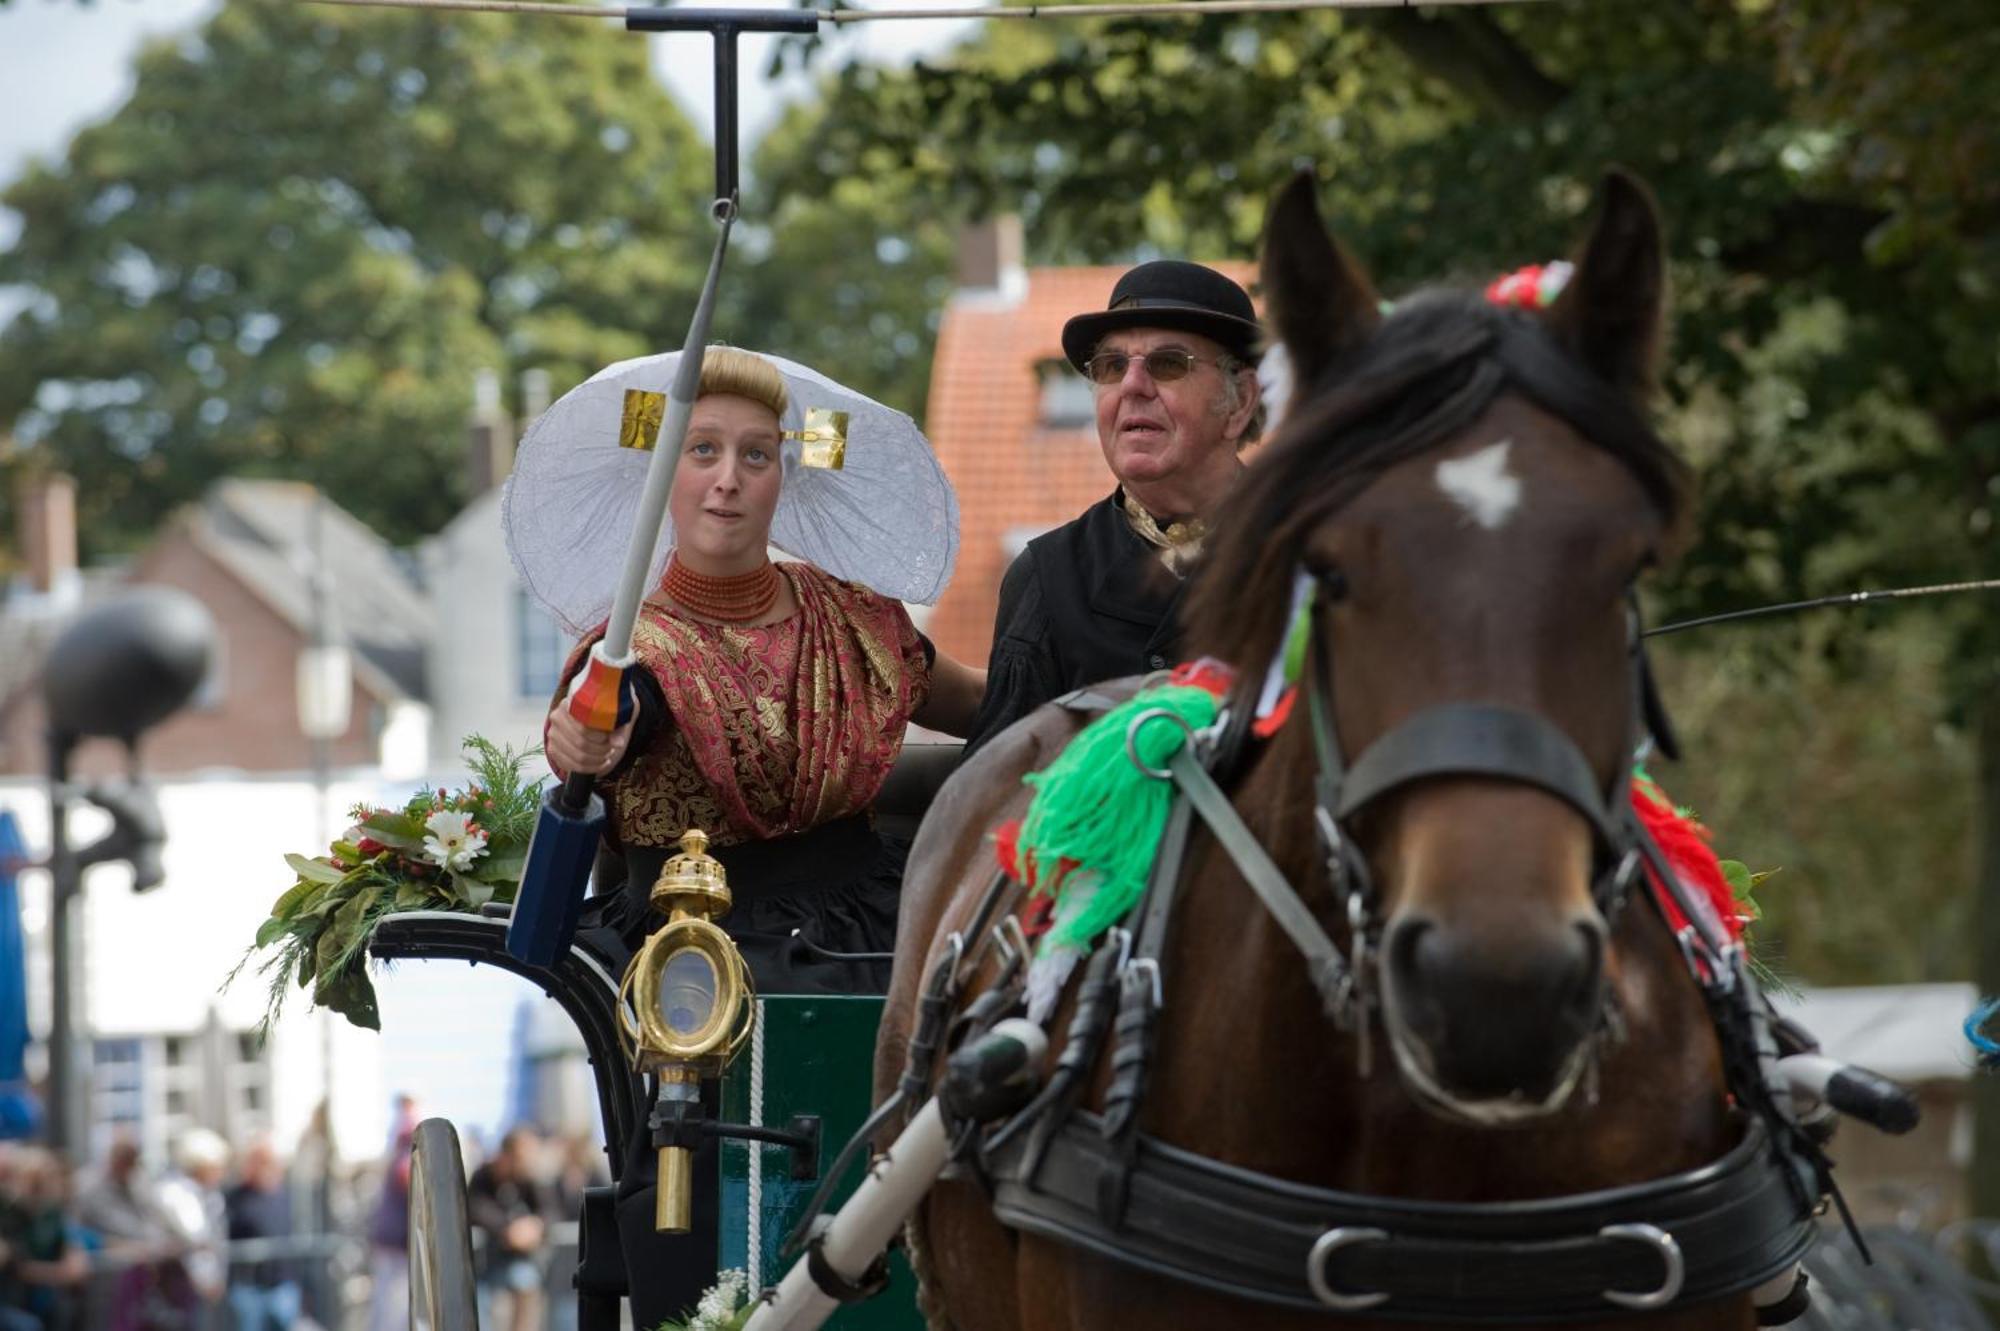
[1293,571,1738,1042]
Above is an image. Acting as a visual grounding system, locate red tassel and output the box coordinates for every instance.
[1169,658,1235,697]
[991,817,1078,897]
[1252,687,1298,739]
[1629,781,1746,940]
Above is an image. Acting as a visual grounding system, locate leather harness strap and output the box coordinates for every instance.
[1335,702,1620,847]
[1168,747,1352,1014]
[988,1114,1817,1322]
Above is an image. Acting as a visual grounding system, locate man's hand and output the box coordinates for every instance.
[545,702,635,777]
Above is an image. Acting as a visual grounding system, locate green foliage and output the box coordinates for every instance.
[232,736,545,1032]
[0,0,711,551]
[1656,620,1977,985]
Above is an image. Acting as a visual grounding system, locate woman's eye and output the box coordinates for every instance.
[688,439,716,456]
[745,447,771,465]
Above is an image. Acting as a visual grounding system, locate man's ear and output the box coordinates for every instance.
[1261,169,1380,390]
[1544,169,1667,400]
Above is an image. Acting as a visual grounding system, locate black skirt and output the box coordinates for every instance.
[576,813,902,996]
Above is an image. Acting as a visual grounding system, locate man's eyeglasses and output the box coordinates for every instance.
[1082,348,1230,386]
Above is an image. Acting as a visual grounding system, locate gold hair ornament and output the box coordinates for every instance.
[785,407,849,470]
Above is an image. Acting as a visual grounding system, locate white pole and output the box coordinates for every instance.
[746,1017,1049,1331]
[744,1098,951,1331]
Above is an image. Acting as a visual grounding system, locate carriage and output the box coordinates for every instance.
[356,165,1948,1331]
[373,741,962,1331]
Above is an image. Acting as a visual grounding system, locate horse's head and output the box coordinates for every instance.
[1191,171,1691,1127]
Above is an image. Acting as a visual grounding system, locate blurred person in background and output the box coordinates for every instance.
[222,1139,296,1331]
[154,1131,228,1313]
[9,1146,90,1331]
[74,1139,160,1251]
[78,1137,195,1331]
[366,1096,417,1331]
[466,1128,550,1331]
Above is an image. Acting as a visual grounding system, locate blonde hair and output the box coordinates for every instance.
[698,347,788,420]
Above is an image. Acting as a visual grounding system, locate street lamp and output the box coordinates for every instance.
[293,495,350,1323]
[41,586,215,1156]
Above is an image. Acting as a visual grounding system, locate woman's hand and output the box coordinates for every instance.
[545,700,636,777]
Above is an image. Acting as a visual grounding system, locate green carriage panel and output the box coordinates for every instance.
[719,995,925,1330]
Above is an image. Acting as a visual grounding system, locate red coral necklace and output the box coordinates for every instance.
[663,555,781,623]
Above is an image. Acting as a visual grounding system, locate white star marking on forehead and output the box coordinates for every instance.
[1434,440,1523,530]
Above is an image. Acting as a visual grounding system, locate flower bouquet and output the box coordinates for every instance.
[237,737,544,1032]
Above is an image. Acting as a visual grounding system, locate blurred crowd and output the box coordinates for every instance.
[0,1096,608,1331]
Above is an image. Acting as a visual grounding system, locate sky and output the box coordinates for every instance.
[0,0,975,206]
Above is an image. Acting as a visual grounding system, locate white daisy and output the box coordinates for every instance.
[421,809,488,871]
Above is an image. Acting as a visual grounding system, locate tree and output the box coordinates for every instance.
[748,0,2000,1117]
[0,0,713,546]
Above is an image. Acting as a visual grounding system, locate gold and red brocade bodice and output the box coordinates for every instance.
[558,562,931,849]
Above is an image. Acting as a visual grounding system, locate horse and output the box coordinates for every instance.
[874,169,1808,1331]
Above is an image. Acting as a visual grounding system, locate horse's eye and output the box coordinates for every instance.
[1315,567,1349,602]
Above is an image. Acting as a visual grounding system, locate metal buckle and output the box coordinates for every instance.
[1346,894,1375,1078]
[1599,1223,1685,1310]
[1124,708,1195,780]
[1305,1227,1390,1310]
[1601,846,1640,916]
[1122,956,1163,1009]
[990,915,1029,974]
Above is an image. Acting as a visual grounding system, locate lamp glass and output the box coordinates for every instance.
[658,947,719,1039]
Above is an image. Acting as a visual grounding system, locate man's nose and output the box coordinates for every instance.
[1118,358,1159,393]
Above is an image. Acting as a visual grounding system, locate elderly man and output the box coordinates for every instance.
[965,260,1261,752]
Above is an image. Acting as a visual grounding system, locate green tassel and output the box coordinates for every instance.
[1280,578,1316,686]
[1019,684,1221,951]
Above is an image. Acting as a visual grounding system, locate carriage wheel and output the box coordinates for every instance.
[409,1117,480,1331]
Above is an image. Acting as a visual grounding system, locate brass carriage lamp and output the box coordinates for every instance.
[619,828,755,1233]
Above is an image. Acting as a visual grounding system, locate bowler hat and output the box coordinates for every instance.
[1061,260,1262,372]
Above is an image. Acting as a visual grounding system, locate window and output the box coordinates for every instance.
[1035,358,1094,430]
[89,1029,273,1166]
[515,587,569,700]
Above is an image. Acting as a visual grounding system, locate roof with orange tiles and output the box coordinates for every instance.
[923,262,1255,666]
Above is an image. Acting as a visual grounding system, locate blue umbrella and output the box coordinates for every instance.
[0,812,42,1139]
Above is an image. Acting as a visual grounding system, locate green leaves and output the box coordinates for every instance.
[235,735,545,1033]
[283,854,347,885]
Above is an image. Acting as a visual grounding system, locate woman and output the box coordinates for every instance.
[539,347,984,993]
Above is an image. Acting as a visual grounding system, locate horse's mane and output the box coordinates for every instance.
[1186,289,1693,681]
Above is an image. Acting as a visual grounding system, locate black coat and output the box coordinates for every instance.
[965,491,1183,754]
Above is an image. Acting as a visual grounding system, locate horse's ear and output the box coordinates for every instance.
[1545,170,1666,399]
[1261,170,1380,387]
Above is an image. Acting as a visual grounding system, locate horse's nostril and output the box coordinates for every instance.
[1384,916,1435,991]
[1569,918,1607,1002]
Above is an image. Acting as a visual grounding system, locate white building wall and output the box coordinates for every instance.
[421,490,568,775]
[0,771,547,1168]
